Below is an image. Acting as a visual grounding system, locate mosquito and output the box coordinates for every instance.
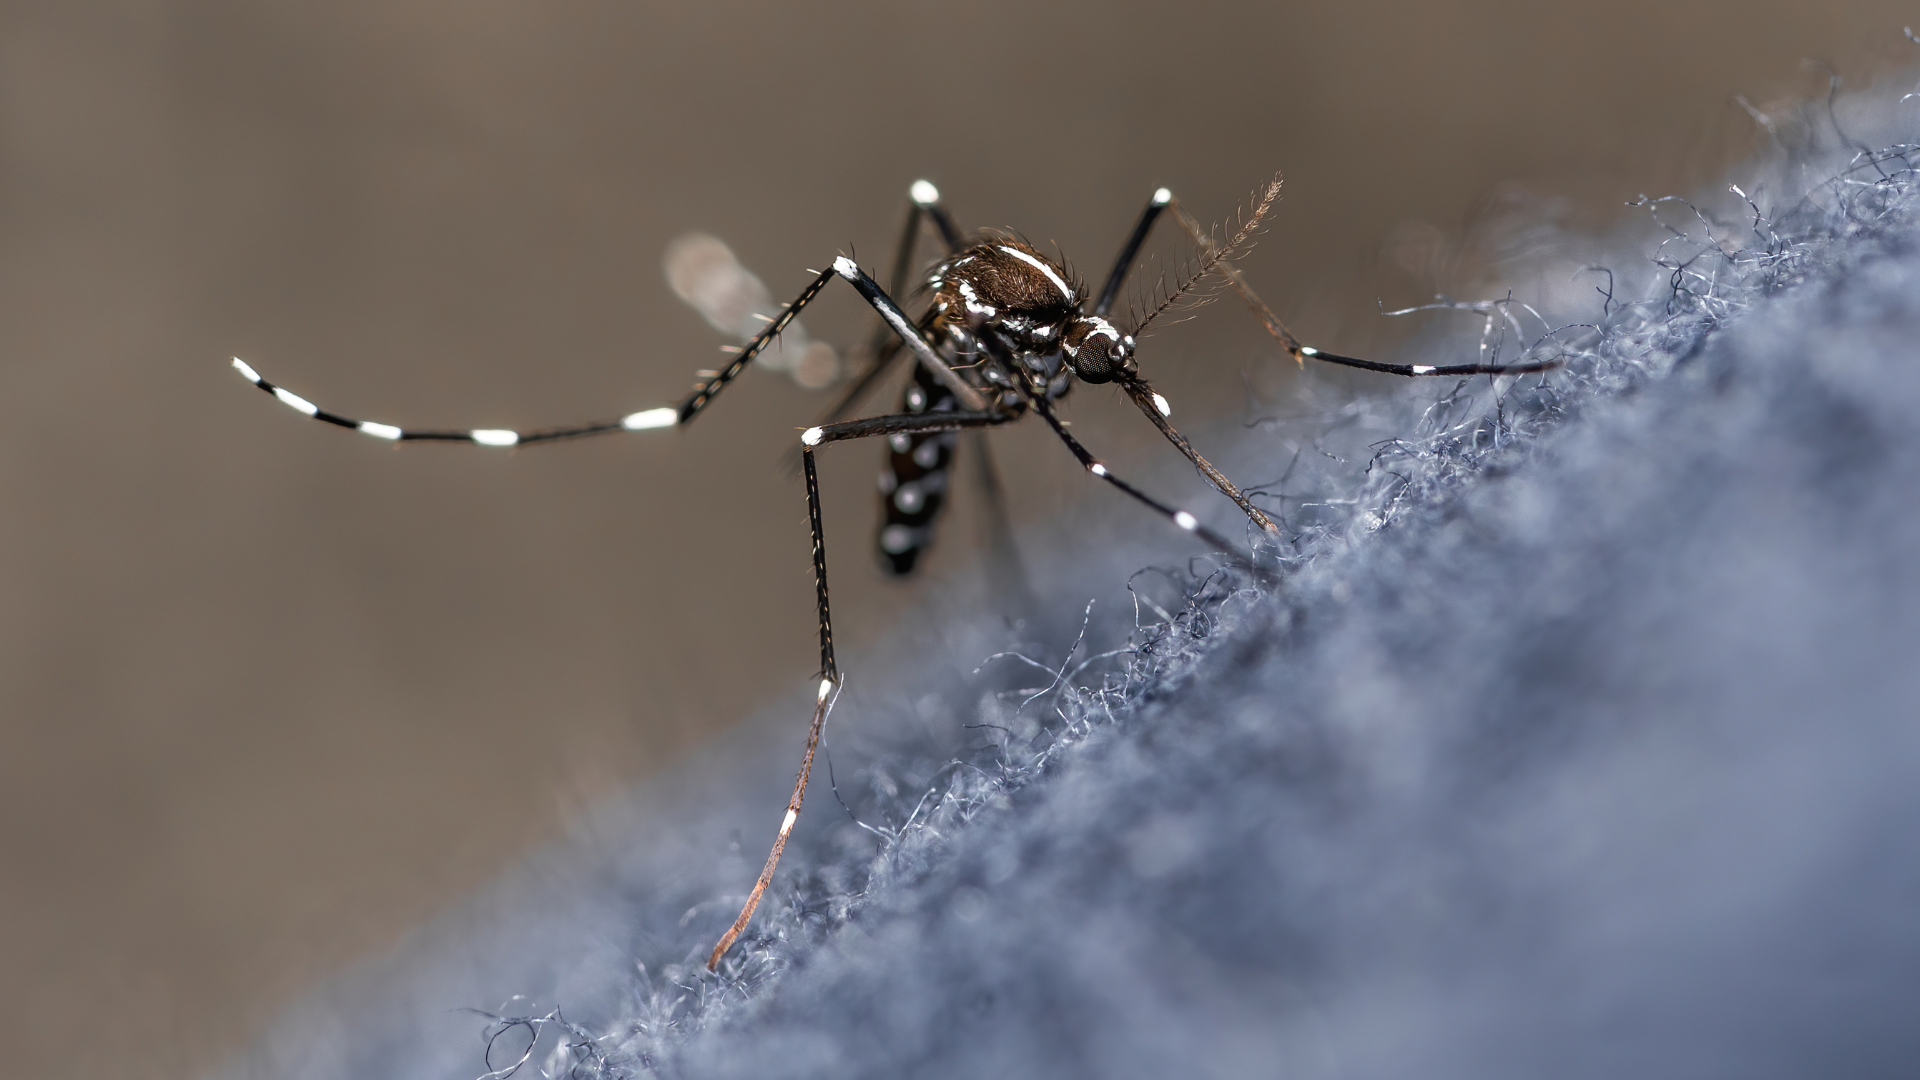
[230,175,1556,970]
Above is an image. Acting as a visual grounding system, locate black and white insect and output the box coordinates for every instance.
[231,176,1555,970]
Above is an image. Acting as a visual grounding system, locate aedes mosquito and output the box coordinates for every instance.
[231,175,1555,970]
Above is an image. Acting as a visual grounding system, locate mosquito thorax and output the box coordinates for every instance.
[930,239,1085,342]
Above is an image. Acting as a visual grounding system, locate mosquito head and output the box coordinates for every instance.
[1061,315,1135,384]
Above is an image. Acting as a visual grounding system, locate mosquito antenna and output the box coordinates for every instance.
[1132,175,1282,336]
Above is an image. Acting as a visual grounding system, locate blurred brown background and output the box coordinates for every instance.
[1,2,1914,1077]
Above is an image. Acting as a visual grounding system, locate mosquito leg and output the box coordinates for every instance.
[231,262,843,444]
[1168,199,1560,377]
[1283,347,1562,377]
[837,183,943,414]
[830,257,987,412]
[707,446,840,972]
[1017,386,1258,565]
[237,249,994,446]
[807,283,942,437]
[801,408,1009,447]
[910,179,964,254]
[848,179,965,402]
[1115,375,1281,537]
[678,267,841,422]
[818,179,962,429]
[1093,186,1173,318]
[228,357,670,445]
[707,406,1011,971]
[806,340,908,443]
[888,186,934,300]
[1169,197,1306,357]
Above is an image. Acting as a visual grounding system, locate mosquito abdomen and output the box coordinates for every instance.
[876,364,958,574]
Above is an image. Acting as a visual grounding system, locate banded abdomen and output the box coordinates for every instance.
[875,360,957,574]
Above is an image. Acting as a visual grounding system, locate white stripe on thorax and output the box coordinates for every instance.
[996,246,1076,304]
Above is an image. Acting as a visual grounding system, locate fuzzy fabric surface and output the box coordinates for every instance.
[227,87,1920,1080]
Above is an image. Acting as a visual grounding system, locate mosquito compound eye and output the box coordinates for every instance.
[1072,339,1112,382]
[1067,318,1125,383]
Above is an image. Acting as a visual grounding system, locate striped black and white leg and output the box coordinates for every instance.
[707,405,1011,972]
[1093,185,1173,318]
[1136,190,1561,378]
[234,251,985,445]
[1017,386,1256,566]
[1114,374,1281,537]
[706,444,841,972]
[1280,345,1562,377]
[228,264,842,444]
[1093,188,1289,536]
[811,180,966,427]
[910,178,964,254]
[229,357,682,445]
[677,267,841,423]
[829,257,987,413]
